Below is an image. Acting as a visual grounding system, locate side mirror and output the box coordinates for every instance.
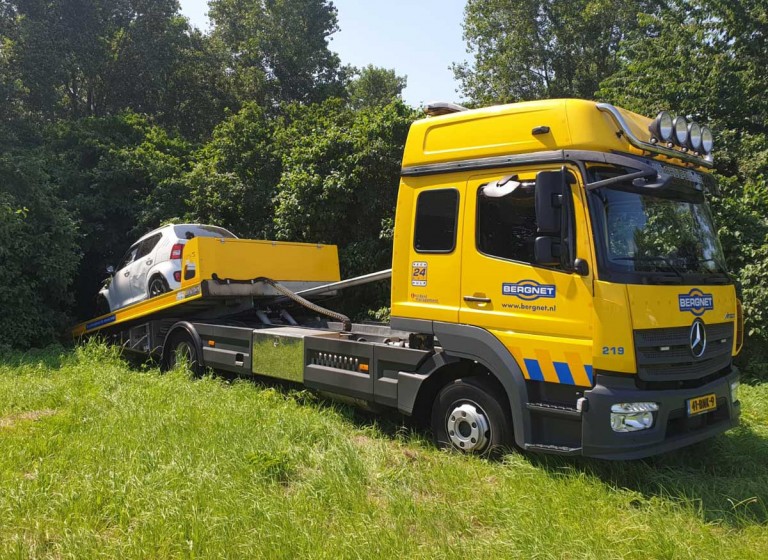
[106,265,115,276]
[535,169,565,235]
[534,236,560,266]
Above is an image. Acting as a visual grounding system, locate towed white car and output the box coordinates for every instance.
[98,224,237,313]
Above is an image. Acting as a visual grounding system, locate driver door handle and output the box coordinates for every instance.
[463,295,492,303]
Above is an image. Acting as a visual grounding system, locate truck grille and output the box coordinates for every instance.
[634,322,733,382]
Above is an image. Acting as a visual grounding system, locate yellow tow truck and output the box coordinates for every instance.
[74,99,742,459]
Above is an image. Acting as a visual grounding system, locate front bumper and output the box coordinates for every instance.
[581,369,740,460]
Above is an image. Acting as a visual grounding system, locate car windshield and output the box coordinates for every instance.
[588,167,729,283]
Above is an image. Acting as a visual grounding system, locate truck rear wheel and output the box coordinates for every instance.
[165,330,204,376]
[431,377,513,455]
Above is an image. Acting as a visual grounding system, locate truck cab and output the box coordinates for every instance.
[390,99,741,458]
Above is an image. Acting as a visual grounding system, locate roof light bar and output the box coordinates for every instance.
[597,103,714,167]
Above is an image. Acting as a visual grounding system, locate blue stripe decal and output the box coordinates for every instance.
[524,359,545,382]
[584,365,594,384]
[553,362,574,385]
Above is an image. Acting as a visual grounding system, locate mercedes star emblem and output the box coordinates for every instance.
[690,319,707,358]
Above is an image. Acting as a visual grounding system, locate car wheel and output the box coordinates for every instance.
[96,296,111,316]
[148,275,169,299]
[431,376,514,456]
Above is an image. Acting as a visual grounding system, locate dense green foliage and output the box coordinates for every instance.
[2,0,768,369]
[0,343,766,557]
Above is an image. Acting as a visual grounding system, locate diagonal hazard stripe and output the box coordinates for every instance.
[534,349,560,383]
[564,351,593,387]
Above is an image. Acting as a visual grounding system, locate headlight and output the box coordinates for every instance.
[650,111,674,142]
[673,116,688,146]
[610,402,659,432]
[730,381,740,403]
[701,126,714,154]
[687,122,702,152]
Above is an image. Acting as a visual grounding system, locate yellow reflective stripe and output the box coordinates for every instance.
[564,351,592,387]
[534,349,559,383]
[508,347,530,379]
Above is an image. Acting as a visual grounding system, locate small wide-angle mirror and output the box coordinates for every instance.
[534,236,561,266]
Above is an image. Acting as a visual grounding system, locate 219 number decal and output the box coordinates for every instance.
[602,346,625,355]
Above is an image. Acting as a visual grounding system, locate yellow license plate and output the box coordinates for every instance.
[687,393,717,416]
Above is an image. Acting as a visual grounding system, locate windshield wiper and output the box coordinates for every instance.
[611,256,686,282]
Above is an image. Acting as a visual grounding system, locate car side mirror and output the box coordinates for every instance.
[106,265,115,276]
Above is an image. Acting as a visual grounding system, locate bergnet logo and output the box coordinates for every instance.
[502,280,556,301]
[678,288,714,316]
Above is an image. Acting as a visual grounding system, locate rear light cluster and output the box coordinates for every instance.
[173,271,182,282]
[736,299,744,355]
[170,243,184,260]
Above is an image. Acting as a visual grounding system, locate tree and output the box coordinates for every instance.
[209,0,347,105]
[273,99,417,277]
[0,149,80,348]
[182,103,282,239]
[3,0,230,136]
[596,0,768,360]
[454,0,657,104]
[347,65,407,110]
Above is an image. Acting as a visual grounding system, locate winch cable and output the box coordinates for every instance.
[211,274,352,332]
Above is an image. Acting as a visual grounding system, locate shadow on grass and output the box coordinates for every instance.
[526,424,768,528]
[0,344,71,370]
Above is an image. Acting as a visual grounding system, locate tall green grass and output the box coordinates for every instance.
[0,342,766,559]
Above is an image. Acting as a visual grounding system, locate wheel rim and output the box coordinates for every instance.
[149,278,165,297]
[172,340,195,368]
[446,401,491,453]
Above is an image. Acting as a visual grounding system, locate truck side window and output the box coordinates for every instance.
[414,189,459,253]
[476,182,539,264]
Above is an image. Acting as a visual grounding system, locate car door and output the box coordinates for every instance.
[459,165,596,388]
[130,233,163,301]
[110,244,139,310]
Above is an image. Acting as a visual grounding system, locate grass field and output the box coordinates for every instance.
[0,342,766,559]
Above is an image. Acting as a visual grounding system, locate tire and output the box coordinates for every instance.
[164,329,204,376]
[148,275,169,299]
[96,296,111,316]
[431,376,514,456]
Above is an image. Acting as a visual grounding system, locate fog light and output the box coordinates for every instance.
[610,402,659,432]
[730,381,740,403]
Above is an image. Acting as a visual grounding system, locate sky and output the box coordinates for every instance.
[177,0,469,107]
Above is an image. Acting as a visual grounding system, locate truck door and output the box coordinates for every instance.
[130,233,163,301]
[459,166,596,388]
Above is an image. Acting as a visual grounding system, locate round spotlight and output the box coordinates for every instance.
[687,122,702,152]
[649,111,674,142]
[673,116,688,146]
[701,126,714,154]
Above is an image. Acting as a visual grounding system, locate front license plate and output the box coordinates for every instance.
[687,393,717,416]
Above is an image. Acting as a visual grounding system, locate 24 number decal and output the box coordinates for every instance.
[602,346,625,355]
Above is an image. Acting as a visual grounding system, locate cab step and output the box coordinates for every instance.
[524,443,583,456]
[526,402,581,419]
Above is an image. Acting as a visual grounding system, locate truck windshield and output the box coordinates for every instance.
[588,167,730,284]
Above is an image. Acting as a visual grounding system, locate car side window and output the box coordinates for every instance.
[136,233,162,260]
[117,245,139,271]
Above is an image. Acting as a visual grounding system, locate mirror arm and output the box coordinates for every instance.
[585,169,656,191]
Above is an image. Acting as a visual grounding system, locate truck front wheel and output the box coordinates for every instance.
[431,377,513,455]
